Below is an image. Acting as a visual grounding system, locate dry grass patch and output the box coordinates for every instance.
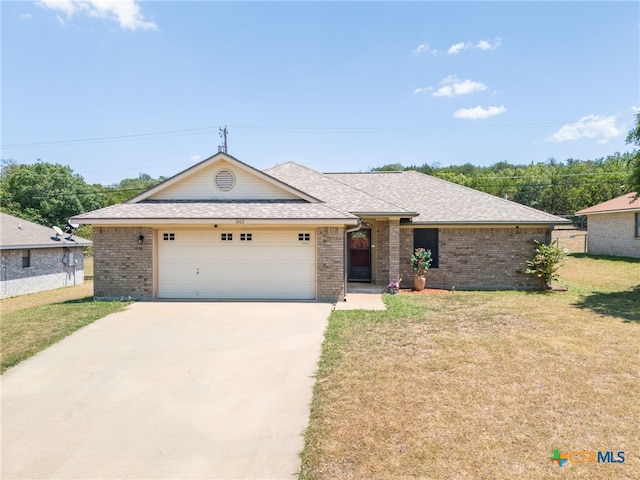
[300,256,640,479]
[1,293,130,373]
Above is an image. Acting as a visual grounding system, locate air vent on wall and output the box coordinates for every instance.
[215,169,235,191]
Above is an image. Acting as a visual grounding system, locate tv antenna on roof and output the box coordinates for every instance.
[219,126,228,154]
[52,226,64,238]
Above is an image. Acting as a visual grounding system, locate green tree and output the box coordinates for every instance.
[626,112,640,196]
[104,173,166,204]
[0,161,105,227]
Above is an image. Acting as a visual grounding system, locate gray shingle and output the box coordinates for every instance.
[1,213,92,249]
[326,171,569,224]
[72,202,356,222]
[264,162,416,216]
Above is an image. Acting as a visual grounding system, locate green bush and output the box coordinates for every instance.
[526,240,566,289]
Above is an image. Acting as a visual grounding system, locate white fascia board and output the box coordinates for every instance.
[126,153,320,204]
[76,218,359,226]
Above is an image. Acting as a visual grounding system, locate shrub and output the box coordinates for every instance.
[526,240,566,289]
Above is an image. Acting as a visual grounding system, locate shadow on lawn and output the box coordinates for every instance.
[575,285,640,323]
[569,253,640,264]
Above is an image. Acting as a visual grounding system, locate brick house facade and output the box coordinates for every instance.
[1,213,91,299]
[577,193,640,259]
[74,153,568,302]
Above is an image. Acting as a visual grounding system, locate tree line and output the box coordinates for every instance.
[2,113,639,232]
[373,153,632,219]
[0,160,165,236]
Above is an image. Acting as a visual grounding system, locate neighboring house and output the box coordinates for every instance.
[1,213,92,299]
[575,192,640,258]
[72,152,569,302]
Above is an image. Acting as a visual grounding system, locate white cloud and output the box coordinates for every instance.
[475,38,501,50]
[189,155,202,162]
[412,43,429,55]
[454,105,506,120]
[433,75,487,97]
[38,0,156,31]
[545,114,623,143]
[448,42,469,54]
[632,106,640,113]
[19,13,34,21]
[412,87,432,95]
[447,38,501,54]
[412,43,438,56]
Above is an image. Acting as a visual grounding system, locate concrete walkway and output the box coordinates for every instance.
[334,293,387,311]
[1,302,331,480]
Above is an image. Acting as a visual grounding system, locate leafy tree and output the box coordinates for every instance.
[626,112,640,196]
[0,161,105,228]
[104,173,166,204]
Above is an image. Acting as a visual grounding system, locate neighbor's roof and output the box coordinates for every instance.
[71,201,358,225]
[0,213,92,250]
[575,192,640,215]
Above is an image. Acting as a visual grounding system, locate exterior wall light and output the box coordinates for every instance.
[138,235,145,245]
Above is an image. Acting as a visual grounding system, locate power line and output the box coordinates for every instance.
[1,120,581,149]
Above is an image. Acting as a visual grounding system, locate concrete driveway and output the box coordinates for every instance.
[1,302,332,480]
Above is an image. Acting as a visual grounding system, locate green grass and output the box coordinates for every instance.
[1,297,131,374]
[299,255,640,479]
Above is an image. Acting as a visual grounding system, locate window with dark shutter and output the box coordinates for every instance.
[413,229,439,268]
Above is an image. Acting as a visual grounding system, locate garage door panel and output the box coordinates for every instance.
[158,230,315,299]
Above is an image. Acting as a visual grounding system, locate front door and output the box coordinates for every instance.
[348,229,371,281]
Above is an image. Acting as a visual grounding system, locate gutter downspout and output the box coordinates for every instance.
[343,220,363,302]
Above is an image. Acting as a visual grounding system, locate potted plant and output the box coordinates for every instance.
[411,248,432,291]
[387,279,401,294]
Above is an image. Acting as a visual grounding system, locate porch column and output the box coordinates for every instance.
[388,218,400,284]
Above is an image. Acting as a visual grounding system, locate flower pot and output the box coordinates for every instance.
[413,276,426,291]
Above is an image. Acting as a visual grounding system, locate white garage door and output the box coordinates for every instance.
[158,229,315,300]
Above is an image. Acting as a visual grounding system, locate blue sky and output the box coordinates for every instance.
[2,1,639,185]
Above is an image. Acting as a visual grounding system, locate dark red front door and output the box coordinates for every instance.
[348,229,371,281]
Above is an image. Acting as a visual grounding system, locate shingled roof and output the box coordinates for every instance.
[266,164,568,225]
[1,213,92,249]
[72,201,357,224]
[575,192,639,215]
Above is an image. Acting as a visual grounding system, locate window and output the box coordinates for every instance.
[298,233,311,242]
[22,249,31,268]
[163,233,175,241]
[636,212,640,238]
[221,233,233,241]
[413,229,439,268]
[240,233,252,241]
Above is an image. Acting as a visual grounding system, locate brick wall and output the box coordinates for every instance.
[375,220,389,285]
[93,227,153,299]
[372,219,400,285]
[1,247,85,299]
[587,212,640,258]
[399,227,547,290]
[317,227,344,301]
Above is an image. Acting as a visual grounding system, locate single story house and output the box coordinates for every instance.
[72,153,569,302]
[1,213,92,299]
[575,192,640,258]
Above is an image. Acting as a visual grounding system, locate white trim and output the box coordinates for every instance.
[81,218,359,226]
[578,209,640,216]
[126,153,321,204]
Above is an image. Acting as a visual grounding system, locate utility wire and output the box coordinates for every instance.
[2,120,582,149]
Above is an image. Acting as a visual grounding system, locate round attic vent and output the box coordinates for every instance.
[214,169,235,191]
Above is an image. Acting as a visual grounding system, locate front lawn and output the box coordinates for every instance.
[1,297,130,374]
[300,255,640,479]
